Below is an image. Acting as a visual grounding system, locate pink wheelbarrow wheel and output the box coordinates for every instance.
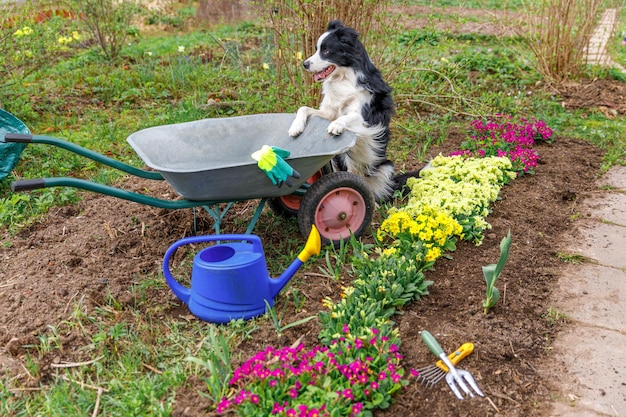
[297,171,375,248]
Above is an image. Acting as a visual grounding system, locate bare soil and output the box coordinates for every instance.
[1,77,616,415]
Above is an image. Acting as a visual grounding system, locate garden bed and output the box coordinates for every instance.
[0,122,603,416]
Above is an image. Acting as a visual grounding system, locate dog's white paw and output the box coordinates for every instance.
[327,121,345,136]
[289,118,306,137]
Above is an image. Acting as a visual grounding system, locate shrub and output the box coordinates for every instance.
[68,0,139,59]
[262,0,388,109]
[517,0,603,83]
[0,4,80,92]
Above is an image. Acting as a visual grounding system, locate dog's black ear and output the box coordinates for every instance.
[335,26,359,45]
[327,20,345,31]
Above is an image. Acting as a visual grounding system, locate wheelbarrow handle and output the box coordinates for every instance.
[3,133,163,181]
[11,179,45,192]
[10,177,221,210]
[3,133,33,143]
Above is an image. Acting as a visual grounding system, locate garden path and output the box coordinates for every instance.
[585,8,625,72]
[545,166,626,416]
[543,11,626,416]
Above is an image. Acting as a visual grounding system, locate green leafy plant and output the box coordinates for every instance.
[318,247,434,346]
[263,300,317,336]
[186,327,233,403]
[318,234,370,280]
[482,230,512,314]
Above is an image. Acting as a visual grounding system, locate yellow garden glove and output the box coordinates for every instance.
[251,145,301,187]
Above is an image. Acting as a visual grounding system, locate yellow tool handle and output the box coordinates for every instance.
[435,342,474,373]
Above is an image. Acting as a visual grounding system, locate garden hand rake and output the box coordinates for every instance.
[421,330,484,400]
[416,342,474,387]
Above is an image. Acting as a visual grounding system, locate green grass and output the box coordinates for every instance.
[556,252,588,265]
[2,1,626,414]
[542,306,568,326]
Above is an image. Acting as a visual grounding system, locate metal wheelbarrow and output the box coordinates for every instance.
[1,110,375,246]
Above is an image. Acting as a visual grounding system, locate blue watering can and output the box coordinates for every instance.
[163,226,321,323]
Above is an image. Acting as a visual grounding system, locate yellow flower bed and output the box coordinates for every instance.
[379,155,514,248]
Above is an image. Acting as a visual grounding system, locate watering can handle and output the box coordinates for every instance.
[162,234,264,303]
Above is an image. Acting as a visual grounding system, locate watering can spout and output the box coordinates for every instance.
[269,226,321,297]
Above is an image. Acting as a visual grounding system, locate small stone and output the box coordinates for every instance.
[5,337,22,356]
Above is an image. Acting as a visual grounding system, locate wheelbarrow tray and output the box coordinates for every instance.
[127,114,355,201]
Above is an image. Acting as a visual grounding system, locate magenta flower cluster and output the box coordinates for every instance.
[450,115,554,174]
[216,326,412,416]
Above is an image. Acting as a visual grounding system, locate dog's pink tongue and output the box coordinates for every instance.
[313,65,335,82]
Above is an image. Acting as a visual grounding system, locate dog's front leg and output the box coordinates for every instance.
[289,107,335,137]
[327,112,365,136]
[289,107,313,137]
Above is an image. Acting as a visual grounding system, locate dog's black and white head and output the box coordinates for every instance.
[302,20,393,128]
[304,20,375,82]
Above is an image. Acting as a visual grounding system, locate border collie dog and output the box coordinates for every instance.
[288,20,395,202]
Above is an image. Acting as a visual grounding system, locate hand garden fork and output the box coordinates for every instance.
[421,330,484,400]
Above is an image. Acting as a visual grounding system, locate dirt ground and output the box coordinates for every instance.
[1,78,615,416]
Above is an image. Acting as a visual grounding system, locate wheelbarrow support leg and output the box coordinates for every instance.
[199,198,267,235]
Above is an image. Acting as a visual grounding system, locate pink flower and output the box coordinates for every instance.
[308,408,321,417]
[216,398,230,412]
[342,388,355,400]
[272,402,284,414]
